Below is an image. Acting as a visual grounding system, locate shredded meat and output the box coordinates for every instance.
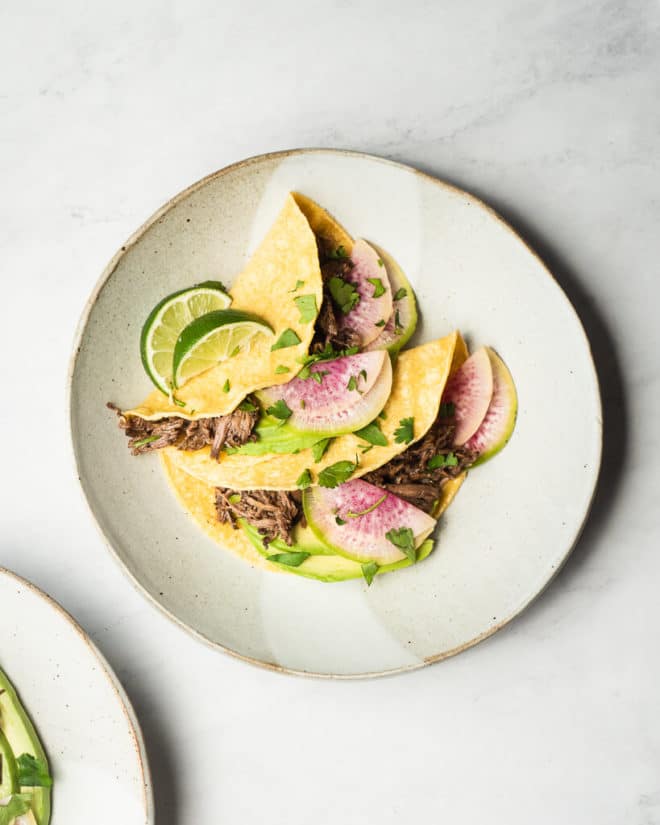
[215,487,305,546]
[363,418,478,513]
[311,236,361,352]
[108,403,258,459]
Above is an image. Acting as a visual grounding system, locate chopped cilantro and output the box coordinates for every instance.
[312,438,332,462]
[374,319,386,327]
[367,277,386,298]
[328,275,360,314]
[318,460,357,488]
[361,561,379,586]
[394,417,414,444]
[300,399,306,409]
[311,369,329,384]
[222,378,230,393]
[329,244,348,259]
[265,399,292,420]
[267,552,310,567]
[378,410,386,420]
[238,399,258,412]
[275,365,290,374]
[173,397,186,408]
[359,444,374,453]
[393,287,407,301]
[271,328,302,351]
[439,401,455,417]
[354,421,388,447]
[230,345,241,358]
[290,279,305,292]
[347,375,358,392]
[428,452,459,470]
[296,469,312,489]
[359,368,367,381]
[335,515,346,526]
[16,754,53,788]
[385,526,416,562]
[394,309,403,333]
[294,294,318,324]
[377,258,384,267]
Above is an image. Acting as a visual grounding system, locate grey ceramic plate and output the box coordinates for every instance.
[0,567,153,822]
[69,149,601,677]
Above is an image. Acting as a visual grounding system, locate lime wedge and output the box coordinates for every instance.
[140,281,231,394]
[173,309,274,388]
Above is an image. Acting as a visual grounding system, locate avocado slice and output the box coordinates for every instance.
[0,668,51,825]
[239,520,434,582]
[0,725,18,797]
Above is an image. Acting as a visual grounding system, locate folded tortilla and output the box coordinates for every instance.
[163,331,460,490]
[126,194,324,420]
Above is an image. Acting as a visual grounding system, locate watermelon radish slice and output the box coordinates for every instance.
[441,347,493,445]
[365,245,418,355]
[337,239,393,347]
[304,479,437,564]
[464,347,517,465]
[256,351,392,436]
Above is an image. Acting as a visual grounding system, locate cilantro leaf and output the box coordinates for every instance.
[275,365,290,374]
[329,244,348,259]
[294,294,318,324]
[15,753,53,788]
[296,469,312,489]
[311,370,329,384]
[318,460,357,488]
[374,319,386,327]
[428,452,459,470]
[271,328,302,351]
[238,399,258,412]
[328,276,360,314]
[290,279,305,292]
[361,561,379,586]
[311,438,332,462]
[367,277,386,298]
[335,515,346,525]
[265,399,293,420]
[393,287,407,301]
[377,258,384,267]
[378,410,387,420]
[222,378,230,393]
[173,397,186,408]
[359,444,373,453]
[347,375,358,392]
[354,421,388,447]
[267,552,310,567]
[394,417,414,444]
[385,527,416,562]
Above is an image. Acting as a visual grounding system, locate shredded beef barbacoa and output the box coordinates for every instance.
[311,236,362,352]
[214,488,304,546]
[362,418,478,513]
[108,403,258,459]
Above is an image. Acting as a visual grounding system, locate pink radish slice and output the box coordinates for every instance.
[464,347,517,465]
[257,351,392,435]
[337,239,393,347]
[304,479,437,564]
[442,347,493,445]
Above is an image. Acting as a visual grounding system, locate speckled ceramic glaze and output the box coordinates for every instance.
[0,568,153,822]
[69,150,602,677]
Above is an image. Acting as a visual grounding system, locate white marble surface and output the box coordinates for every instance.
[1,1,658,822]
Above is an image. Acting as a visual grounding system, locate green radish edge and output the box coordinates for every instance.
[139,282,231,394]
[172,308,273,388]
[239,520,435,582]
[0,667,51,825]
[364,244,418,355]
[465,347,518,466]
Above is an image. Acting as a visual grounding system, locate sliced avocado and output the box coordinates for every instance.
[231,416,326,456]
[240,520,434,583]
[0,725,18,796]
[0,668,51,825]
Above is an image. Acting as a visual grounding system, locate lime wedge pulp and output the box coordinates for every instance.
[173,309,274,388]
[140,281,231,394]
